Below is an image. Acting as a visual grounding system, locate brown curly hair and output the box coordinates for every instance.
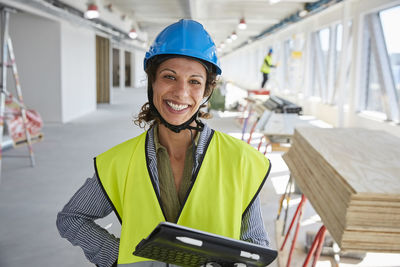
[134,55,218,129]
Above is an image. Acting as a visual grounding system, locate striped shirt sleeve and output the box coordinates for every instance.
[240,196,270,247]
[56,175,119,267]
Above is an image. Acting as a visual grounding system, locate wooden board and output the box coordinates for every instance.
[295,128,400,195]
[282,128,400,252]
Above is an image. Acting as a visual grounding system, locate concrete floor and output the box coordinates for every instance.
[1,88,397,267]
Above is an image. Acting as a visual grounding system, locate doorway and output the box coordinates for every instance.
[96,35,110,103]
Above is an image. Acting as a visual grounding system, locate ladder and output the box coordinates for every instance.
[0,7,35,181]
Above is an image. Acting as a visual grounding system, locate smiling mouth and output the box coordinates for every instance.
[166,101,189,111]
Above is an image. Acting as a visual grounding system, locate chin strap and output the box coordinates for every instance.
[148,94,204,133]
[155,107,204,133]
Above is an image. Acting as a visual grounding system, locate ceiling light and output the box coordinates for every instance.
[84,4,99,19]
[299,10,308,17]
[238,18,247,30]
[129,29,138,39]
[226,37,232,43]
[231,32,238,40]
[269,0,281,4]
[220,42,226,49]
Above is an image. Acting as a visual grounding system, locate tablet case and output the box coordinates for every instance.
[133,222,277,267]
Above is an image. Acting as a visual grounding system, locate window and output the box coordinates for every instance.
[283,39,293,92]
[331,22,352,106]
[285,34,305,95]
[311,27,330,98]
[272,42,284,92]
[334,24,343,89]
[380,6,400,101]
[319,28,331,73]
[366,46,384,113]
[360,6,400,121]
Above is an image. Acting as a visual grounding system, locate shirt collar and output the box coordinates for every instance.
[153,123,200,152]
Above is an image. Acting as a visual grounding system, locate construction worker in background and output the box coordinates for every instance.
[57,19,272,267]
[260,48,276,88]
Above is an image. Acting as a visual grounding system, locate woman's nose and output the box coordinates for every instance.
[174,79,189,97]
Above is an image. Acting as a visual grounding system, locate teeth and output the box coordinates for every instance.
[167,101,188,111]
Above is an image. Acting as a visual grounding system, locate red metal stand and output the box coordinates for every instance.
[248,89,270,95]
[257,136,264,151]
[247,118,259,144]
[303,225,327,267]
[280,193,328,267]
[280,194,307,267]
[256,136,269,155]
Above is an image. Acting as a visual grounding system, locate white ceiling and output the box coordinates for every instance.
[111,0,318,52]
[55,0,319,52]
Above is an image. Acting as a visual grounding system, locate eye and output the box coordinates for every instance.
[163,74,175,80]
[189,79,201,85]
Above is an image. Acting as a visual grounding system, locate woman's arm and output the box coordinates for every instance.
[56,174,119,267]
[240,195,270,247]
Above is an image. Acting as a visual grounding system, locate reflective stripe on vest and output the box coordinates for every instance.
[95,130,271,265]
[260,55,272,74]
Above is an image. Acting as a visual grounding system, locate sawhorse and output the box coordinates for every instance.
[280,194,328,267]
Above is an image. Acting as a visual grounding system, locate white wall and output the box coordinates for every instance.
[1,0,147,123]
[60,21,96,122]
[132,50,146,88]
[8,12,62,122]
[7,12,96,123]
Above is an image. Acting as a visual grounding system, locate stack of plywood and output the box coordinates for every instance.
[283,128,400,253]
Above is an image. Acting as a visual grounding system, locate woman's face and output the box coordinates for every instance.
[152,57,207,126]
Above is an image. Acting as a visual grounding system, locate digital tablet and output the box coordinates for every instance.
[133,222,277,267]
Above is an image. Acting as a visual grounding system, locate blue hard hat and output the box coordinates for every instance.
[144,19,221,75]
[268,48,273,54]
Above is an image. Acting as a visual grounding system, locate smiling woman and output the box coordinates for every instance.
[137,55,215,131]
[57,19,273,267]
[152,58,207,126]
[136,58,217,134]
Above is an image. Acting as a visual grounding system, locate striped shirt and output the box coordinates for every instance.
[56,123,270,267]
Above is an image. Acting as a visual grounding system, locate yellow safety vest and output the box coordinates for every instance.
[95,130,271,265]
[260,55,272,74]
